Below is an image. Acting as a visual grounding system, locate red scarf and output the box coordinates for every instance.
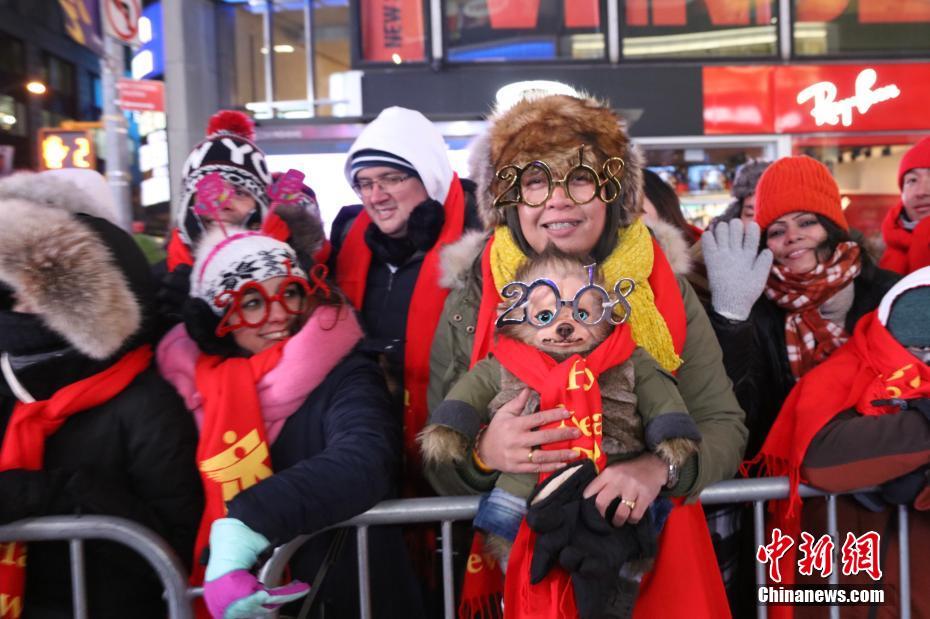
[336,175,466,489]
[465,236,728,618]
[496,326,635,619]
[190,342,285,590]
[0,346,153,614]
[764,242,862,379]
[167,228,195,272]
[751,311,930,619]
[880,201,930,276]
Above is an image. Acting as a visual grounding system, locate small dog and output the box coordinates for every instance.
[420,248,699,576]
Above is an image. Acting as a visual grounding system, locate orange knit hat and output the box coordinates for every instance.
[754,155,848,231]
[898,136,930,189]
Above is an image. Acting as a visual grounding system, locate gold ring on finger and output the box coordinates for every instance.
[621,498,636,511]
[527,449,535,463]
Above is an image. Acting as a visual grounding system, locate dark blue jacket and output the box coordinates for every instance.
[227,351,425,619]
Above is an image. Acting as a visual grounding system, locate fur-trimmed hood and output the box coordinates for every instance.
[468,93,644,231]
[0,169,120,224]
[0,172,147,359]
[437,220,693,291]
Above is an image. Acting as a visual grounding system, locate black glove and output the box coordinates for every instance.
[558,497,656,619]
[525,460,597,584]
[156,264,192,323]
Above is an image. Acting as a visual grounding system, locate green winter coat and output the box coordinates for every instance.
[425,232,747,500]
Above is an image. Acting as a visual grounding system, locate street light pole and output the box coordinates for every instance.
[101,36,133,230]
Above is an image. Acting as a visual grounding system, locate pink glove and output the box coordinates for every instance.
[204,570,309,618]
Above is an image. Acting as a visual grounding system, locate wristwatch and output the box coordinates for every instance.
[665,462,680,489]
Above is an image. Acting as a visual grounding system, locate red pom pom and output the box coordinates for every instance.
[206,110,255,141]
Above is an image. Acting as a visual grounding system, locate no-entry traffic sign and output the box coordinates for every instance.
[103,0,141,44]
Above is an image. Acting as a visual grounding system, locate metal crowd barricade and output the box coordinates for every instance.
[0,515,194,619]
[261,477,912,619]
[0,478,914,619]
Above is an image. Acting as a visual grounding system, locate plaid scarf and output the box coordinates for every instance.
[764,241,862,379]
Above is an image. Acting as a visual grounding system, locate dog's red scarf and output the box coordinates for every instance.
[495,326,634,618]
[0,346,153,616]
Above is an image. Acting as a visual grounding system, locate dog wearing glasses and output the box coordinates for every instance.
[420,248,700,574]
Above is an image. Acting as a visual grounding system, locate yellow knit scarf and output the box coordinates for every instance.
[489,219,682,371]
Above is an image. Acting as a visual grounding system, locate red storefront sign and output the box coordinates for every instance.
[116,78,165,112]
[486,0,600,29]
[704,63,930,134]
[628,0,928,26]
[360,0,425,62]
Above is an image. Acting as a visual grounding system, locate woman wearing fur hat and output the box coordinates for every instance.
[426,94,746,618]
[157,197,424,618]
[0,171,203,618]
[753,266,930,619]
[703,156,899,461]
[879,136,930,275]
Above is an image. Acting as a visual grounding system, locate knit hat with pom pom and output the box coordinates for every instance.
[175,110,273,246]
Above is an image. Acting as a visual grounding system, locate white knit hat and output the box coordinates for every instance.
[191,227,306,315]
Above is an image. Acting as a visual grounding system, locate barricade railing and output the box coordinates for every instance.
[0,478,912,619]
[0,515,194,619]
[260,478,909,619]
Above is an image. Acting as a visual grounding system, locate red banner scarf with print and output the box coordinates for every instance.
[190,341,285,606]
[336,175,466,489]
[496,326,635,619]
[0,346,153,616]
[764,241,862,379]
[750,311,930,619]
[880,201,930,276]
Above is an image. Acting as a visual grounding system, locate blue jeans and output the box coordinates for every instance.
[473,488,526,542]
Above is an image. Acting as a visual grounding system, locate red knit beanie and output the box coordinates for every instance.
[754,155,848,231]
[898,137,930,189]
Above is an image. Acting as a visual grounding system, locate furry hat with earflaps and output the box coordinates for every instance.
[469,93,644,231]
[0,171,155,360]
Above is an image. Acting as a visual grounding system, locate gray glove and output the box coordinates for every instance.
[701,219,773,321]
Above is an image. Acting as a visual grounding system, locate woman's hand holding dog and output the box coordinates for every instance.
[476,388,580,474]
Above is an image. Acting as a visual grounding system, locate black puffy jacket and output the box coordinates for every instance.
[226,351,426,619]
[0,367,203,619]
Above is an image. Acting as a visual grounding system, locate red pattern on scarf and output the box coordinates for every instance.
[0,346,153,615]
[879,201,930,275]
[751,311,930,619]
[189,341,286,618]
[465,237,728,618]
[336,175,466,488]
[764,241,862,379]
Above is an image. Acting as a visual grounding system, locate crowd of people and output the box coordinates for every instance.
[0,94,928,619]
